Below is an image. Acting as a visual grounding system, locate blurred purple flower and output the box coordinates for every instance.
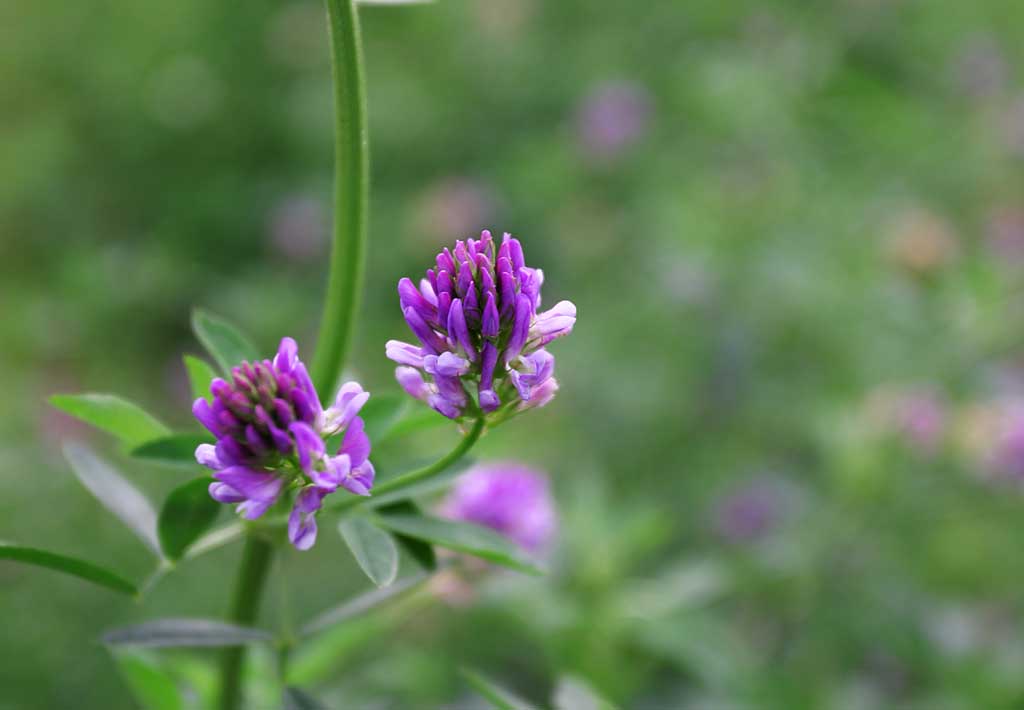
[193,337,373,550]
[866,385,948,454]
[576,81,652,160]
[441,462,557,553]
[991,402,1024,480]
[714,480,786,543]
[987,207,1024,260]
[267,195,327,262]
[952,35,1008,100]
[417,178,497,242]
[386,230,576,421]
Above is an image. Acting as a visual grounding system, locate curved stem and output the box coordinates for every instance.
[218,534,275,710]
[329,418,486,515]
[311,0,369,395]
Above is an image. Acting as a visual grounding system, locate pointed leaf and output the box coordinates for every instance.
[300,573,426,637]
[102,618,274,648]
[461,669,541,710]
[131,434,211,466]
[373,513,541,575]
[191,309,259,374]
[63,442,162,557]
[183,354,218,402]
[158,478,221,560]
[0,543,137,596]
[338,517,399,588]
[185,521,245,559]
[50,393,169,448]
[284,687,330,710]
[113,651,183,710]
[374,500,435,571]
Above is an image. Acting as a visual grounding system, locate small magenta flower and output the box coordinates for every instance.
[440,462,557,553]
[386,230,576,421]
[192,337,374,550]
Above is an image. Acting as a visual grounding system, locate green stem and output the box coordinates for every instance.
[311,0,369,394]
[218,534,275,710]
[329,417,486,514]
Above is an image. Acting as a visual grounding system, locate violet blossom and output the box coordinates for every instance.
[386,230,576,421]
[441,462,557,553]
[192,337,374,550]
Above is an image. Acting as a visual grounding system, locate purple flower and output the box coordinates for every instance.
[576,81,652,161]
[713,479,787,543]
[441,463,557,553]
[193,337,374,550]
[386,230,576,421]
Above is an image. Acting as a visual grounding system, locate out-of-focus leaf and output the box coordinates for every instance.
[359,0,434,5]
[158,478,220,560]
[357,394,407,442]
[553,675,618,710]
[113,651,183,710]
[191,309,259,374]
[383,406,448,441]
[284,687,330,710]
[461,669,541,710]
[131,434,211,467]
[300,573,426,637]
[184,521,245,559]
[63,442,162,557]
[373,513,541,575]
[374,500,436,571]
[50,393,169,448]
[338,517,399,588]
[183,354,218,402]
[0,542,137,596]
[102,618,274,648]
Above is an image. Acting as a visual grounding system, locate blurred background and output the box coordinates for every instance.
[5,0,1024,707]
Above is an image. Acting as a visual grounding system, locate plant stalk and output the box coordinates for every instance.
[217,534,275,710]
[310,0,369,395]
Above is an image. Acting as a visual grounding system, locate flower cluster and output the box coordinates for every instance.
[387,230,576,420]
[192,337,374,550]
[441,462,557,553]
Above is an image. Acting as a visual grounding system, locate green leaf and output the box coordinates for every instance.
[183,355,218,402]
[299,573,426,637]
[191,309,259,374]
[0,543,137,596]
[358,394,407,442]
[113,651,183,710]
[131,434,211,466]
[358,0,435,5]
[372,513,541,575]
[158,478,221,560]
[284,687,330,710]
[384,407,448,441]
[553,675,618,710]
[50,393,169,448]
[102,618,274,648]
[461,669,541,710]
[374,500,436,571]
[184,521,245,559]
[338,517,399,588]
[63,442,162,557]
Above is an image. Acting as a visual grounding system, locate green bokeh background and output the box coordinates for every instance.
[5,0,1024,707]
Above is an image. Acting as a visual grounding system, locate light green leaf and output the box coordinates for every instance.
[372,513,541,575]
[383,407,448,441]
[554,675,618,710]
[102,618,274,648]
[338,517,399,588]
[184,521,245,560]
[183,355,218,402]
[158,478,221,560]
[131,434,211,466]
[113,651,183,710]
[63,442,162,557]
[0,542,137,596]
[191,309,259,374]
[299,573,427,637]
[461,669,541,710]
[373,500,436,570]
[284,687,330,710]
[50,393,169,448]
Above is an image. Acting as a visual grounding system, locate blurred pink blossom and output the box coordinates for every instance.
[576,81,652,161]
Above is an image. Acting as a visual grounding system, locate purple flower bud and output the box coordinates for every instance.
[193,336,374,550]
[441,462,557,553]
[388,230,576,420]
